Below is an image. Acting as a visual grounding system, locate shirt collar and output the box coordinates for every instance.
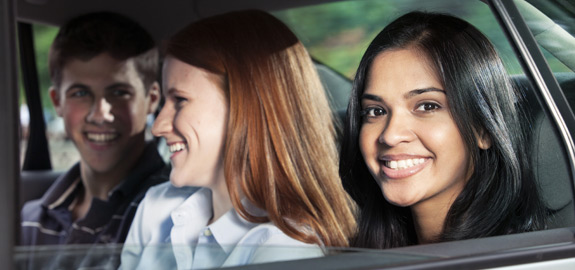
[40,163,81,209]
[207,193,266,254]
[170,188,266,254]
[40,142,165,209]
[171,188,212,227]
[208,206,257,254]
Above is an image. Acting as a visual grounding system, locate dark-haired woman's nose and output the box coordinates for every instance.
[378,113,415,147]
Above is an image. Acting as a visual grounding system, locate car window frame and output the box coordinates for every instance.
[18,22,52,171]
[491,0,575,177]
[5,0,575,269]
[0,0,21,267]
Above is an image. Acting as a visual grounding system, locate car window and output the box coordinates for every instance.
[273,0,525,77]
[514,0,575,117]
[19,24,78,172]
[518,0,574,74]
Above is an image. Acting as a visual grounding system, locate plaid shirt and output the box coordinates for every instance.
[20,142,168,246]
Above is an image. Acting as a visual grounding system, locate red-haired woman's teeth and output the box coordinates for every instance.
[169,142,187,153]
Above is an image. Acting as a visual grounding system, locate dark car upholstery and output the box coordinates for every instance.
[515,73,575,228]
[19,170,62,210]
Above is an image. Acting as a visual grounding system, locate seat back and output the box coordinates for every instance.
[515,73,575,228]
[19,170,62,210]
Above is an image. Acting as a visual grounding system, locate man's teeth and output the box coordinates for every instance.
[386,158,425,170]
[87,133,118,142]
[169,143,187,153]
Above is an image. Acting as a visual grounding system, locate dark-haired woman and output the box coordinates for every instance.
[340,11,547,249]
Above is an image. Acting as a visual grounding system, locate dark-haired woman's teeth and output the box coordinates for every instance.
[386,158,425,169]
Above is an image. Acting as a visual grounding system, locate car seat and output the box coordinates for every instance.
[515,73,575,229]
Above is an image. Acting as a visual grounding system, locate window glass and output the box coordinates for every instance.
[513,0,575,230]
[516,0,574,73]
[35,25,81,171]
[273,0,524,78]
[20,24,77,171]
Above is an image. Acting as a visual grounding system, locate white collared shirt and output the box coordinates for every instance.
[120,182,323,269]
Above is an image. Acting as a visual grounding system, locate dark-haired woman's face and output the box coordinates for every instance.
[359,48,470,211]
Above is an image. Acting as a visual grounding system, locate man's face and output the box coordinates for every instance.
[50,52,158,174]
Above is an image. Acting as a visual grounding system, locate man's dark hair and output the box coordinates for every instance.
[49,11,158,91]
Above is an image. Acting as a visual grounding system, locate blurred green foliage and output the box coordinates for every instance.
[33,24,58,98]
[21,24,58,115]
[273,0,570,79]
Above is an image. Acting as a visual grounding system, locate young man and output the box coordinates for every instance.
[20,12,167,246]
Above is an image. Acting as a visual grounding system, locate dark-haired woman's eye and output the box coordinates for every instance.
[360,107,386,119]
[415,102,441,112]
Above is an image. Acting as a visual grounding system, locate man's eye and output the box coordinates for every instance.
[112,89,131,97]
[415,103,441,112]
[360,107,386,118]
[70,89,89,97]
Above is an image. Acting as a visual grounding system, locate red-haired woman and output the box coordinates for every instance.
[121,9,356,269]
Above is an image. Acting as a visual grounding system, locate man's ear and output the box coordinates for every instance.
[476,128,492,150]
[147,81,160,114]
[49,87,63,117]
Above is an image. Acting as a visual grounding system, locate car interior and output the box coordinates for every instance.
[5,0,575,269]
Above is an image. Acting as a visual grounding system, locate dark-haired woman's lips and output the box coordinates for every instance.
[379,157,430,179]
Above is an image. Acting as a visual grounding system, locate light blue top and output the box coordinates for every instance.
[120,182,324,269]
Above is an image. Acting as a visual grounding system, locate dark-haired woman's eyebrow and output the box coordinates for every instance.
[404,88,445,99]
[361,93,383,102]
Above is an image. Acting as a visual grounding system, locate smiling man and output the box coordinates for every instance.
[20,12,167,246]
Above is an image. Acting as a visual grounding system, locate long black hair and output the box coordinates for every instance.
[339,11,547,248]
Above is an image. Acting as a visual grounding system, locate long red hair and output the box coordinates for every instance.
[166,9,356,247]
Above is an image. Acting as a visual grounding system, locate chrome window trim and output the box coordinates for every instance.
[490,0,575,189]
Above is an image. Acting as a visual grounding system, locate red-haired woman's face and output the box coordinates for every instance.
[152,57,228,188]
[359,49,472,212]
